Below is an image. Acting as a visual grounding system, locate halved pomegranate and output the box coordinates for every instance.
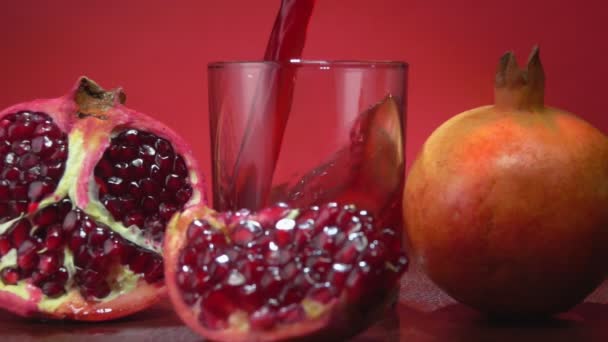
[165,202,407,341]
[0,78,206,320]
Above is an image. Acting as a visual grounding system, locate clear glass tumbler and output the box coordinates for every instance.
[208,60,407,229]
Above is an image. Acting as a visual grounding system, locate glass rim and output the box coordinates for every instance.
[208,59,408,69]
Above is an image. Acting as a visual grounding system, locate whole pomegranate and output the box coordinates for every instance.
[404,47,608,317]
[164,202,407,341]
[0,78,206,320]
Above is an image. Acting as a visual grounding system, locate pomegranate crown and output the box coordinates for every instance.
[74,77,126,119]
[494,45,545,111]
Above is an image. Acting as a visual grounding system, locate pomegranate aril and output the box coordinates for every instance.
[53,266,69,284]
[1,267,20,285]
[34,122,61,138]
[159,202,178,220]
[10,183,28,200]
[7,121,35,141]
[139,144,156,163]
[121,129,140,144]
[41,281,65,298]
[140,178,160,196]
[17,240,39,270]
[199,289,235,326]
[82,281,111,299]
[250,306,277,331]
[130,252,150,274]
[155,154,173,171]
[0,235,11,255]
[106,177,125,195]
[173,156,188,177]
[0,180,9,197]
[103,197,123,218]
[39,252,62,275]
[123,211,145,228]
[95,158,113,178]
[9,200,28,214]
[155,138,173,155]
[176,185,192,205]
[28,180,55,202]
[141,196,159,214]
[129,158,146,178]
[30,270,48,285]
[41,161,64,178]
[165,174,184,191]
[62,211,79,232]
[31,136,55,157]
[3,167,20,180]
[33,205,58,226]
[88,226,109,247]
[277,304,305,324]
[69,229,87,251]
[20,154,41,171]
[114,162,129,178]
[10,219,31,246]
[144,257,164,283]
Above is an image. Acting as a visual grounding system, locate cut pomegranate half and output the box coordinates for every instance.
[0,78,207,321]
[165,202,407,341]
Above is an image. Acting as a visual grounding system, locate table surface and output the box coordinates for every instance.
[2,266,607,342]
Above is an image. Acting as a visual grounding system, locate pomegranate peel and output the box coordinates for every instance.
[0,77,207,320]
[404,47,608,317]
[165,202,407,341]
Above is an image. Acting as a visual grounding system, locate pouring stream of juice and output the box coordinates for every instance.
[227,0,316,210]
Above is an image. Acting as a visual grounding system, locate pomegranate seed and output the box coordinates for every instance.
[250,306,277,331]
[129,158,147,179]
[232,220,262,246]
[41,281,65,297]
[139,144,156,163]
[0,203,8,219]
[31,135,55,157]
[144,257,164,283]
[0,180,9,197]
[127,181,143,200]
[129,252,150,274]
[19,153,40,170]
[119,196,137,213]
[141,196,159,214]
[13,142,32,156]
[48,144,67,161]
[39,252,61,275]
[33,205,58,226]
[140,178,160,196]
[62,211,79,232]
[103,197,123,218]
[44,224,63,251]
[123,211,145,228]
[155,154,173,172]
[10,183,28,200]
[0,235,11,255]
[149,164,165,183]
[7,121,35,140]
[159,202,178,220]
[176,185,193,205]
[17,240,39,270]
[88,226,109,247]
[114,162,129,178]
[3,167,20,180]
[10,219,31,246]
[34,122,61,138]
[53,266,69,284]
[121,129,140,144]
[28,180,55,202]
[94,158,113,178]
[277,304,305,324]
[9,200,28,213]
[307,284,335,304]
[69,229,87,251]
[154,139,173,155]
[165,174,183,191]
[41,161,64,178]
[173,156,188,177]
[1,267,20,285]
[106,177,125,195]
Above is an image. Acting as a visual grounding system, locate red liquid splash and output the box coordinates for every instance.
[227,0,316,211]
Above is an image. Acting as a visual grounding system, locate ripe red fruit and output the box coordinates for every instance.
[404,47,608,317]
[165,202,407,341]
[0,77,207,321]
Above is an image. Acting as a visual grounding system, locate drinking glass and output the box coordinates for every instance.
[208,60,407,228]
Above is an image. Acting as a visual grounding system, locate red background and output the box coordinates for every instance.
[1,0,607,196]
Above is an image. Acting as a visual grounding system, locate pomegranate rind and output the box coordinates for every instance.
[165,207,401,342]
